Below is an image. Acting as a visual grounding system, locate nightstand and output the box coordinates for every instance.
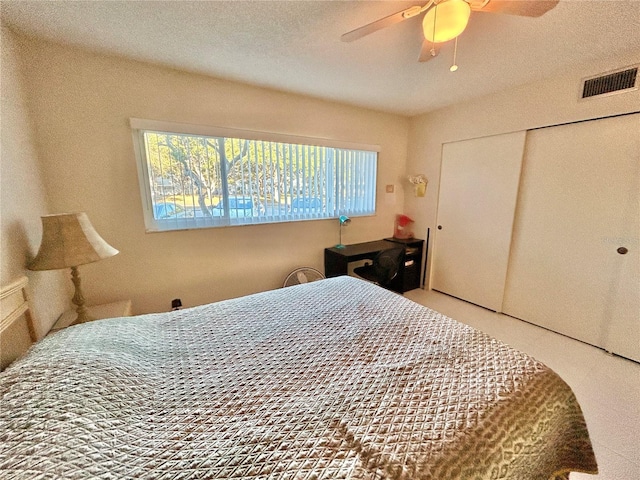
[50,300,132,332]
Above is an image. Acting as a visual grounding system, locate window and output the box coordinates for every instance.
[131,119,378,232]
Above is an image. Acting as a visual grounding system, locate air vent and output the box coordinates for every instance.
[581,66,638,99]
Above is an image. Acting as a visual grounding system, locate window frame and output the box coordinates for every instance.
[130,118,380,232]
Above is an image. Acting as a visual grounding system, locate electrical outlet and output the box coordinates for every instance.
[386,184,395,193]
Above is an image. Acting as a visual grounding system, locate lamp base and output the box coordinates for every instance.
[70,266,93,325]
[335,244,346,249]
[71,308,94,326]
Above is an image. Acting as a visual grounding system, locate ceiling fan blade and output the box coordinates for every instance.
[341,5,424,42]
[419,39,440,62]
[472,0,559,17]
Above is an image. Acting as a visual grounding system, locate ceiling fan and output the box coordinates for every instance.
[341,0,559,63]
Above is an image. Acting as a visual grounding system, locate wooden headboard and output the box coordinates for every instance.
[1,276,37,371]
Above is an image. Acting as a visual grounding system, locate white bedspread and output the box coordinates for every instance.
[0,276,597,479]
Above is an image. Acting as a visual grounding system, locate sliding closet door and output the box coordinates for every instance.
[503,114,639,362]
[431,131,526,311]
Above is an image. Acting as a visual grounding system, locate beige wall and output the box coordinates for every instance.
[12,34,409,315]
[6,27,636,323]
[0,26,69,335]
[406,49,640,286]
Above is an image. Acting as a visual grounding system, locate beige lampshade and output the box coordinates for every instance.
[28,213,118,271]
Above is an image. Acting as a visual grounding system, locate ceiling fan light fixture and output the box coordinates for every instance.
[422,0,471,44]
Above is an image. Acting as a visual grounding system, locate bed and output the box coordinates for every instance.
[0,276,597,479]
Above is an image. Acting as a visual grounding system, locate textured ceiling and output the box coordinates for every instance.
[2,0,640,116]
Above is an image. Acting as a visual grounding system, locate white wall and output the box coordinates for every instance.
[406,49,640,286]
[12,34,410,315]
[0,26,69,335]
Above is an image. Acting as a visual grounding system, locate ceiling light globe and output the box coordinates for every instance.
[423,0,471,44]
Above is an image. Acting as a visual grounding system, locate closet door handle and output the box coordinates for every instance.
[437,225,443,230]
[617,247,628,255]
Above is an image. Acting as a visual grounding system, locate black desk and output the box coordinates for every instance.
[324,238,424,293]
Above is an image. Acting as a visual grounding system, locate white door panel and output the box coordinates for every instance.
[432,131,526,311]
[503,114,639,362]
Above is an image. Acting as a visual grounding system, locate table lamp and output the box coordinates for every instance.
[28,212,119,325]
[336,215,351,248]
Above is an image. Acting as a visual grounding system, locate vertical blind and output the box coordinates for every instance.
[132,123,378,232]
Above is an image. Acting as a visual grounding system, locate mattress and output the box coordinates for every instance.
[0,276,597,479]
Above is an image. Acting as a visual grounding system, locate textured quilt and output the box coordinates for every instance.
[0,276,597,479]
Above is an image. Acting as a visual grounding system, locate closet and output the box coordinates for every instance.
[433,113,639,362]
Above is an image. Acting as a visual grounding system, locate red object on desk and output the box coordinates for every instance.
[394,214,414,239]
